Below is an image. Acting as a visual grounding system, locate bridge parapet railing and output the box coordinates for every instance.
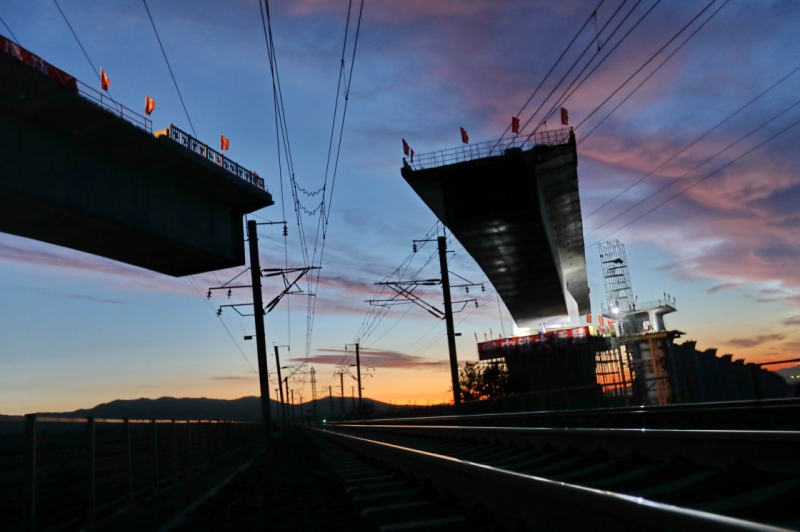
[406,127,572,171]
[76,80,153,134]
[157,124,266,191]
[0,415,263,531]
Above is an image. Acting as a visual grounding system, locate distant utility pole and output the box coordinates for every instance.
[339,371,345,416]
[345,343,364,419]
[310,367,318,423]
[438,235,461,409]
[327,386,334,418]
[274,345,287,427]
[247,219,272,441]
[283,377,290,423]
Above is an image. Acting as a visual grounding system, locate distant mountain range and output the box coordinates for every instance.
[2,395,393,422]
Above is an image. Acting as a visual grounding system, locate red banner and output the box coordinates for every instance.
[0,35,78,94]
[477,327,593,360]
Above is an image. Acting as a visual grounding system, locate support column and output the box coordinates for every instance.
[274,346,287,427]
[248,219,272,441]
[355,343,363,419]
[438,236,461,409]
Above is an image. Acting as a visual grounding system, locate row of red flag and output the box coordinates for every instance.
[586,313,614,327]
[402,107,569,157]
[100,68,231,152]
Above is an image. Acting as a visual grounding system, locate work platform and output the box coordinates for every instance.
[0,36,273,276]
[401,129,589,328]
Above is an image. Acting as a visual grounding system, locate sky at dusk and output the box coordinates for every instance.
[1,0,799,415]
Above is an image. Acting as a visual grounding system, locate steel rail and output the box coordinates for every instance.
[355,397,800,429]
[329,424,800,475]
[313,428,789,531]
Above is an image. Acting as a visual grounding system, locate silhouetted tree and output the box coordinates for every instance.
[458,361,511,401]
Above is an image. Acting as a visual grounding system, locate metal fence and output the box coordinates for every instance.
[76,81,153,134]
[0,415,262,532]
[405,128,572,171]
[157,124,266,191]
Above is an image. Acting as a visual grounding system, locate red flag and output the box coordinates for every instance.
[586,312,592,324]
[144,96,155,116]
[560,107,569,125]
[460,127,469,144]
[220,135,230,151]
[511,116,520,134]
[100,68,110,91]
[608,318,614,328]
[410,149,414,163]
[402,138,410,156]
[598,315,605,327]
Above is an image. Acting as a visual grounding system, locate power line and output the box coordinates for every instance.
[587,111,800,248]
[306,0,365,359]
[489,0,605,153]
[575,0,720,131]
[142,0,197,137]
[585,96,800,240]
[576,0,730,142]
[583,62,800,221]
[185,276,258,373]
[531,0,658,134]
[0,15,21,45]
[514,0,634,139]
[52,0,108,94]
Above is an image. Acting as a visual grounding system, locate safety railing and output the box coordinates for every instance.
[76,80,153,134]
[601,295,677,315]
[0,415,262,531]
[156,124,266,191]
[405,128,573,171]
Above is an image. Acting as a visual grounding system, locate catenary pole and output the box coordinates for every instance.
[438,236,461,409]
[247,219,272,441]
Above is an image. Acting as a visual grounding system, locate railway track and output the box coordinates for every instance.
[312,422,800,531]
[361,398,800,430]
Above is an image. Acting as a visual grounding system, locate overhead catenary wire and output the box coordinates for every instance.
[142,0,197,137]
[511,0,634,140]
[585,95,800,240]
[575,0,720,131]
[0,15,21,44]
[586,111,800,250]
[489,0,606,154]
[306,0,365,361]
[575,0,730,143]
[583,61,800,222]
[531,0,659,134]
[52,0,109,95]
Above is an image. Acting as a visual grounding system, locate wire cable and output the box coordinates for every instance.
[142,0,197,137]
[52,0,109,94]
[576,0,730,142]
[489,0,607,154]
[575,0,719,131]
[583,61,800,221]
[585,96,800,240]
[587,111,800,248]
[0,15,21,45]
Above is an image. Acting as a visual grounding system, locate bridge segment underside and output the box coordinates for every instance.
[0,51,273,277]
[401,138,589,328]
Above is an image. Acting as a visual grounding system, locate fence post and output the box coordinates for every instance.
[24,413,36,532]
[151,420,159,494]
[124,418,133,506]
[197,421,204,464]
[85,417,95,525]
[171,421,178,482]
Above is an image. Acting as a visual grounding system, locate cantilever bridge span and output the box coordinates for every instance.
[0,35,272,277]
[401,129,590,329]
